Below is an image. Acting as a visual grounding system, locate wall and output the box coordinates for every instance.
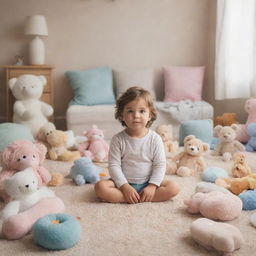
[0,0,247,129]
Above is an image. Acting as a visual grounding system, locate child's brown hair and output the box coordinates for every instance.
[115,86,157,128]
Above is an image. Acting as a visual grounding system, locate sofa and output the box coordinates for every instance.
[66,66,214,140]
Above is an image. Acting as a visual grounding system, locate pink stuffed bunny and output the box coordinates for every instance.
[0,140,52,202]
[236,99,256,143]
[79,125,109,162]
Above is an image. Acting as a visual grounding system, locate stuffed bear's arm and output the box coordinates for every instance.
[196,158,207,172]
[0,170,17,202]
[49,149,58,160]
[36,166,52,186]
[212,144,222,155]
[1,200,20,220]
[40,101,54,117]
[233,141,245,151]
[13,101,35,120]
[172,152,185,162]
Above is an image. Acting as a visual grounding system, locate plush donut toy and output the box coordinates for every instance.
[32,213,82,250]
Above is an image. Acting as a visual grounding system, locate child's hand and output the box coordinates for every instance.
[120,183,140,204]
[140,184,157,202]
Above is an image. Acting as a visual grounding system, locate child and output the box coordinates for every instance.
[95,86,180,203]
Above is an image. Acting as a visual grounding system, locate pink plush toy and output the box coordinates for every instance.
[79,125,109,162]
[236,98,256,143]
[0,140,52,202]
[184,191,242,221]
[2,197,64,240]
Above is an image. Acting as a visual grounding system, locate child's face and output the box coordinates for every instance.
[122,98,151,131]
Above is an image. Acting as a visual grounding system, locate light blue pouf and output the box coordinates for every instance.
[32,213,82,250]
[238,190,256,210]
[202,167,228,183]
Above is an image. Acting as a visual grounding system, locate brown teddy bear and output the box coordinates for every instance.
[214,113,237,126]
[168,135,208,177]
[46,130,81,161]
[231,152,251,178]
[156,124,178,158]
[212,125,245,161]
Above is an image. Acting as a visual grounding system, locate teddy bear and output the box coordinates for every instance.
[231,152,251,178]
[79,125,109,162]
[236,98,256,143]
[46,129,81,161]
[156,124,178,158]
[9,74,54,138]
[214,112,237,126]
[212,124,245,161]
[245,122,256,152]
[190,218,243,254]
[0,140,52,202]
[184,191,242,221]
[66,157,106,185]
[168,135,208,177]
[1,168,55,220]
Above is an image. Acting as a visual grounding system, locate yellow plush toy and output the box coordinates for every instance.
[231,152,251,178]
[214,113,237,126]
[46,130,80,161]
[156,124,178,158]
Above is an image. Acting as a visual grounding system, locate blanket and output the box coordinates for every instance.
[155,100,213,123]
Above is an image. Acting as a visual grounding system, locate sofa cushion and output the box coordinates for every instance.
[65,66,115,106]
[113,69,156,99]
[163,66,205,102]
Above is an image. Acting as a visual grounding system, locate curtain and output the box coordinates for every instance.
[215,0,256,100]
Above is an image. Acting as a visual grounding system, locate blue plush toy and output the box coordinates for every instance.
[245,122,256,152]
[238,190,256,210]
[66,157,104,185]
[202,167,229,183]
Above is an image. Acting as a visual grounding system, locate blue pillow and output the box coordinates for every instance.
[65,66,115,106]
[179,119,218,150]
[0,123,34,152]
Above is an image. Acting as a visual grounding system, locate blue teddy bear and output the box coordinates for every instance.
[245,122,256,152]
[66,157,103,185]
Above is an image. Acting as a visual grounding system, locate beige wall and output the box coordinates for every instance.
[0,0,247,130]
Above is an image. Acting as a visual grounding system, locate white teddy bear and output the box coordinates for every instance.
[0,168,55,220]
[9,74,54,138]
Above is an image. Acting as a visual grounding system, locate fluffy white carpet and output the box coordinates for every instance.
[1,151,256,256]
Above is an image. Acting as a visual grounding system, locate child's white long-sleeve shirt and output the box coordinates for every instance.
[108,129,166,188]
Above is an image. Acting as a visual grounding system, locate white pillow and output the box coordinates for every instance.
[113,69,156,99]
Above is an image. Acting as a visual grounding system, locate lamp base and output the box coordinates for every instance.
[29,36,45,65]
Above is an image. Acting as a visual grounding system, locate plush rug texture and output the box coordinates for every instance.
[1,151,256,256]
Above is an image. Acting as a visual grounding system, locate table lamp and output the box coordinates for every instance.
[24,15,48,65]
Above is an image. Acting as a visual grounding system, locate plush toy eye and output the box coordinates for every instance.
[33,155,36,158]
[17,158,20,162]
[22,155,26,159]
[33,181,35,183]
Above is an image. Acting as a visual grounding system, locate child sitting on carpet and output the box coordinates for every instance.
[95,86,180,203]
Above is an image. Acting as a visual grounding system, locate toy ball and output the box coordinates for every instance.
[238,190,256,210]
[32,213,82,250]
[202,167,228,183]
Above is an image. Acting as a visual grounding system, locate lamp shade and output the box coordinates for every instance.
[24,15,48,36]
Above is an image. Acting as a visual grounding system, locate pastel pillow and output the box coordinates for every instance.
[113,69,156,99]
[179,119,218,150]
[65,66,115,106]
[163,66,205,102]
[0,123,34,152]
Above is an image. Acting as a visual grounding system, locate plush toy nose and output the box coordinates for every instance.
[25,184,29,188]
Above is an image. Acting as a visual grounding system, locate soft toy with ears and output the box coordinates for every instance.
[231,152,251,178]
[168,135,208,177]
[0,140,52,202]
[212,124,245,161]
[236,98,256,143]
[245,122,256,152]
[80,125,109,162]
[156,124,178,158]
[9,74,54,138]
[46,130,80,161]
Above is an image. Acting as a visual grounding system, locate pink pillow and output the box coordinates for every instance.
[163,66,205,102]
